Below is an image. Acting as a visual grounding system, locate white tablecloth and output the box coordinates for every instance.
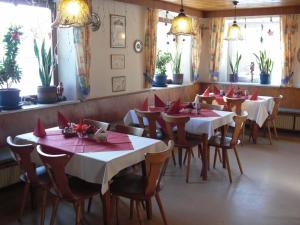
[15,129,167,194]
[123,110,234,139]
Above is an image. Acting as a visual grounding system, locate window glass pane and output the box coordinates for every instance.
[0,2,52,95]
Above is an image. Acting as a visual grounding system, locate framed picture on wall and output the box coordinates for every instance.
[110,15,126,48]
[111,54,125,69]
[112,76,126,92]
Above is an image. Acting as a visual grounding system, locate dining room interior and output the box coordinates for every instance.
[0,0,300,225]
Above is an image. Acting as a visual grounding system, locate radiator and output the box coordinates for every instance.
[294,116,300,131]
[0,164,20,189]
[275,115,294,130]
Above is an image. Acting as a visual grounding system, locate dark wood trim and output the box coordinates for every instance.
[204,6,300,18]
[0,0,52,8]
[113,0,204,17]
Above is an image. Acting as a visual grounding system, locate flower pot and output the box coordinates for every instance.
[229,73,238,82]
[153,74,167,87]
[37,86,57,104]
[0,88,21,110]
[172,73,183,85]
[260,72,271,84]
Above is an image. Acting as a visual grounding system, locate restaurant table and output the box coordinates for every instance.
[123,108,234,180]
[15,128,167,225]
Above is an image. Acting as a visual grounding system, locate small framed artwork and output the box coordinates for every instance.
[110,14,126,48]
[112,76,126,92]
[111,54,125,69]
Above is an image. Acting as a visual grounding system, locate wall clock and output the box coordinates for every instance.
[134,40,143,53]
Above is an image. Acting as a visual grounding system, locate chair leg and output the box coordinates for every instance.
[198,144,202,158]
[183,150,187,166]
[135,200,144,225]
[171,150,176,166]
[272,120,278,138]
[213,148,217,169]
[186,148,192,183]
[217,148,222,163]
[224,151,232,183]
[146,199,152,220]
[40,188,48,225]
[207,148,210,171]
[178,148,182,168]
[30,186,36,210]
[233,147,243,174]
[267,121,272,145]
[50,197,60,225]
[155,193,168,225]
[19,182,30,221]
[74,201,82,225]
[87,197,92,213]
[129,200,134,219]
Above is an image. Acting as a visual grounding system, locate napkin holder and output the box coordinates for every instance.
[93,128,108,143]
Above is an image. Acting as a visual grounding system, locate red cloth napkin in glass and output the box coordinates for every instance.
[249,90,259,100]
[139,98,148,110]
[167,99,182,114]
[57,112,69,129]
[33,119,46,137]
[225,87,234,97]
[154,94,165,107]
[203,87,210,96]
[213,85,220,95]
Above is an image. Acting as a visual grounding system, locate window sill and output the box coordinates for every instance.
[212,81,281,88]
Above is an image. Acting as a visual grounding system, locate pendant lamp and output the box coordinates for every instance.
[168,0,194,36]
[225,1,243,41]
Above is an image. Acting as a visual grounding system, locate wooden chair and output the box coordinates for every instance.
[6,136,49,225]
[161,113,203,182]
[83,119,110,131]
[111,140,174,225]
[114,124,144,137]
[134,109,162,139]
[208,112,248,183]
[200,103,224,111]
[196,94,215,104]
[36,145,102,225]
[264,95,283,144]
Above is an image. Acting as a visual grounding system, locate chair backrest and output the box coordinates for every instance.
[196,94,215,104]
[36,145,75,201]
[6,136,39,184]
[114,124,144,137]
[230,112,248,146]
[225,97,245,115]
[270,95,283,120]
[200,103,224,111]
[83,119,110,131]
[134,109,161,138]
[144,140,173,196]
[161,112,190,145]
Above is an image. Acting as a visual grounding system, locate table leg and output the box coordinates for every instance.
[251,122,259,144]
[221,125,228,169]
[222,148,226,168]
[201,134,208,180]
[102,190,112,225]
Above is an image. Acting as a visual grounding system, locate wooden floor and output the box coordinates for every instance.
[1,132,300,225]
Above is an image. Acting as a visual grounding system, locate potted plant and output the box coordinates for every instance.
[254,50,273,85]
[0,26,23,110]
[34,39,57,104]
[153,50,172,87]
[172,48,183,85]
[229,52,242,82]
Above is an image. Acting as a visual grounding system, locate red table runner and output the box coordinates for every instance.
[37,130,134,155]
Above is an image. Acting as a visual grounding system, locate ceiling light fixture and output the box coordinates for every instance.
[225,1,243,41]
[168,0,194,36]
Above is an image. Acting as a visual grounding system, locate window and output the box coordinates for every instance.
[220,17,283,85]
[156,11,192,83]
[0,2,52,96]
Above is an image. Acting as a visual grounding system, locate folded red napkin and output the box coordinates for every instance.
[249,89,259,100]
[139,98,148,111]
[154,94,165,107]
[33,119,46,137]
[167,99,182,114]
[58,112,69,129]
[203,87,210,97]
[225,87,234,97]
[214,85,220,95]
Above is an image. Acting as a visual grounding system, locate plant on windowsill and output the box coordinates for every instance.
[172,47,183,85]
[34,39,57,104]
[229,52,242,83]
[254,50,273,85]
[153,50,172,87]
[0,25,23,110]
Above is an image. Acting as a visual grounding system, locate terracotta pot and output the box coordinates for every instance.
[37,86,57,104]
[172,73,183,85]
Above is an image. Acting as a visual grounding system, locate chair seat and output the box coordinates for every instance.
[19,166,49,186]
[174,136,203,148]
[208,135,240,148]
[68,177,101,199]
[111,174,146,199]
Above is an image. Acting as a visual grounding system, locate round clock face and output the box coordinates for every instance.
[134,40,143,53]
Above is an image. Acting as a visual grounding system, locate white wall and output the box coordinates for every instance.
[58,0,146,100]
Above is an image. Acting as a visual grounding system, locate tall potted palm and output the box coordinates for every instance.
[34,39,57,103]
[0,26,23,110]
[254,50,273,85]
